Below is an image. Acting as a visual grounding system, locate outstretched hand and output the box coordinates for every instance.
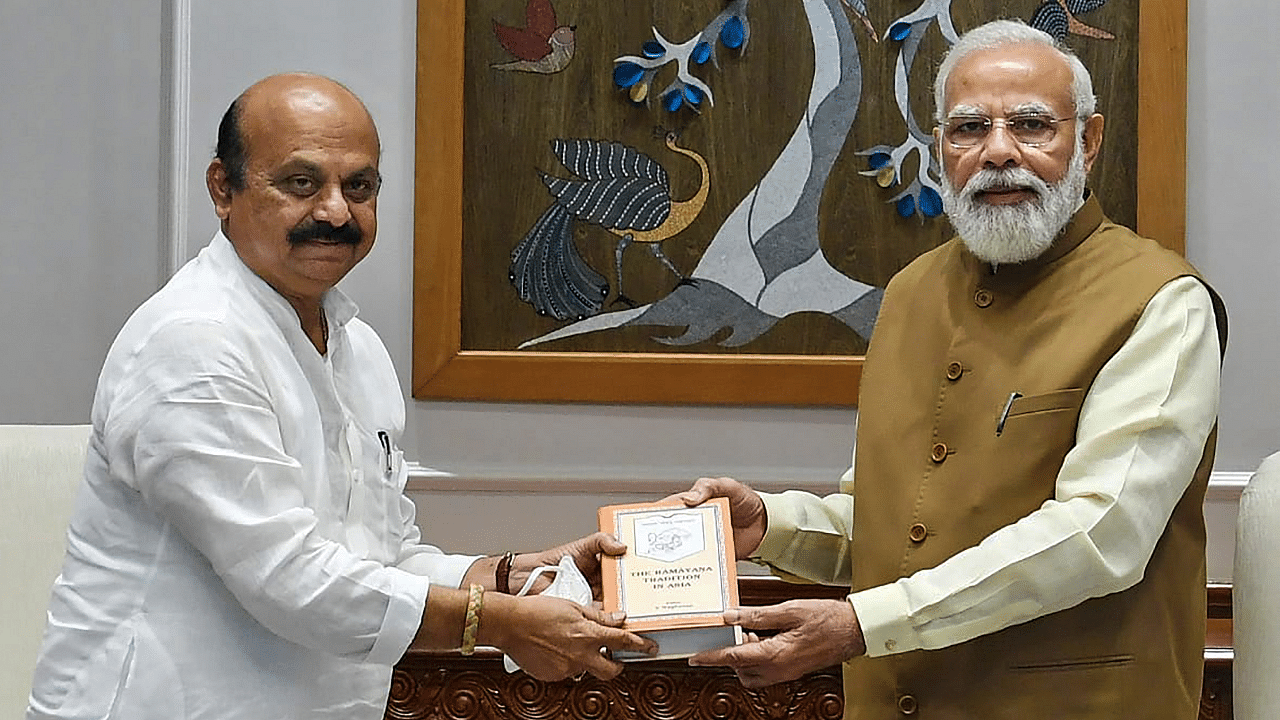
[487,593,657,681]
[688,599,866,688]
[662,476,768,560]
[513,531,626,598]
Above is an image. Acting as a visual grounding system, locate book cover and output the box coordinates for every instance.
[598,498,742,660]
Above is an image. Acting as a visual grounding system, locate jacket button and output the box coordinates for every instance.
[946,361,963,381]
[930,443,948,463]
[898,694,918,715]
[908,523,928,543]
[974,288,993,307]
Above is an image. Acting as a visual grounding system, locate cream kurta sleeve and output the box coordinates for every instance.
[754,476,856,587]
[754,277,1220,657]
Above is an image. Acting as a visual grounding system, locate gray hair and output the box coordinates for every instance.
[933,19,1097,125]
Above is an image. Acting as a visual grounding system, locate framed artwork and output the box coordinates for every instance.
[413,0,1186,405]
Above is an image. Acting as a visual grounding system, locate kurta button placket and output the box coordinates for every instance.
[930,442,948,463]
[946,361,963,381]
[974,288,993,307]
[908,523,928,544]
[344,420,363,485]
[898,694,918,715]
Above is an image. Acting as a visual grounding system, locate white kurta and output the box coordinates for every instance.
[27,233,477,720]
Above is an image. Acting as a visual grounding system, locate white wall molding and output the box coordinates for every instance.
[409,464,1249,502]
[1206,471,1250,502]
[161,0,192,277]
[406,463,834,496]
[409,466,1248,580]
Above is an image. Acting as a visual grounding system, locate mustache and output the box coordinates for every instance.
[962,167,1051,201]
[287,220,363,246]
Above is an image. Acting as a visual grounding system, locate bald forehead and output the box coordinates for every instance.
[944,42,1073,112]
[237,74,380,158]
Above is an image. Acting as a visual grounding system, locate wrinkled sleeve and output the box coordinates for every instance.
[753,464,856,586]
[103,318,431,665]
[394,497,479,588]
[852,277,1221,656]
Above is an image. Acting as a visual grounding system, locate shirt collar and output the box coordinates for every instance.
[205,230,360,331]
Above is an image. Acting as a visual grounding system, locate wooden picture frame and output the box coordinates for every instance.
[412,0,1186,406]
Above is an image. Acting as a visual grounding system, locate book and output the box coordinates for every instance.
[598,498,742,660]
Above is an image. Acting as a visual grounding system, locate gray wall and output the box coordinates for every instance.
[1,1,1272,576]
[0,0,165,420]
[1185,0,1280,469]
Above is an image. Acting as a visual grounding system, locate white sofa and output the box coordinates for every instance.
[0,424,91,718]
[1235,449,1280,719]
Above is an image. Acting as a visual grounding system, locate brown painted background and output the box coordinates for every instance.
[455,0,1138,356]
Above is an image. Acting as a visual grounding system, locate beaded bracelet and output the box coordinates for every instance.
[494,551,515,594]
[460,583,484,655]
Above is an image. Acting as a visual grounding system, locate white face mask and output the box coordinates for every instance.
[503,554,593,673]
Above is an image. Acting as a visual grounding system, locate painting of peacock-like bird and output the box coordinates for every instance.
[508,0,1118,350]
[518,0,880,349]
[1030,0,1113,40]
[509,133,709,321]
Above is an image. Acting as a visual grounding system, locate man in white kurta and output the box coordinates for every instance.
[28,230,454,719]
[27,72,652,720]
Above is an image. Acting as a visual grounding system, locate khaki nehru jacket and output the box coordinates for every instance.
[846,194,1227,719]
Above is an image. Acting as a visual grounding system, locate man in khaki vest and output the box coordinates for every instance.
[674,19,1226,719]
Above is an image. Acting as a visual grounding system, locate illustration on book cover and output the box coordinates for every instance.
[635,510,704,563]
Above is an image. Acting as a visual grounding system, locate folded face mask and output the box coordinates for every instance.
[503,554,593,673]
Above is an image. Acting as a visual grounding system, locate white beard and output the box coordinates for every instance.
[941,142,1088,266]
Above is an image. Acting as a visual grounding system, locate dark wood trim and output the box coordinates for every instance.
[1208,582,1232,620]
[737,576,850,604]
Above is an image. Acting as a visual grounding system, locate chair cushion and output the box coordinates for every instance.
[0,424,91,717]
[1234,449,1280,720]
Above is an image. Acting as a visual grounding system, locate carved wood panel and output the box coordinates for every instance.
[389,654,1231,720]
[388,656,842,720]
[389,581,1233,719]
[1200,658,1232,720]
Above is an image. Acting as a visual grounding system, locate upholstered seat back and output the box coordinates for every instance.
[1235,450,1280,719]
[0,424,91,718]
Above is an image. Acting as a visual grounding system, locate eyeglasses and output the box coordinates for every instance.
[942,113,1078,148]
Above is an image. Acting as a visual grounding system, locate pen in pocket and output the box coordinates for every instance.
[377,430,392,474]
[996,392,1022,436]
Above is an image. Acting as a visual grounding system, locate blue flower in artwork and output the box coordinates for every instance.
[868,152,891,170]
[656,80,705,113]
[614,61,644,88]
[610,1,749,114]
[889,21,912,42]
[692,41,712,65]
[721,16,746,49]
[918,186,943,218]
[896,194,916,218]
